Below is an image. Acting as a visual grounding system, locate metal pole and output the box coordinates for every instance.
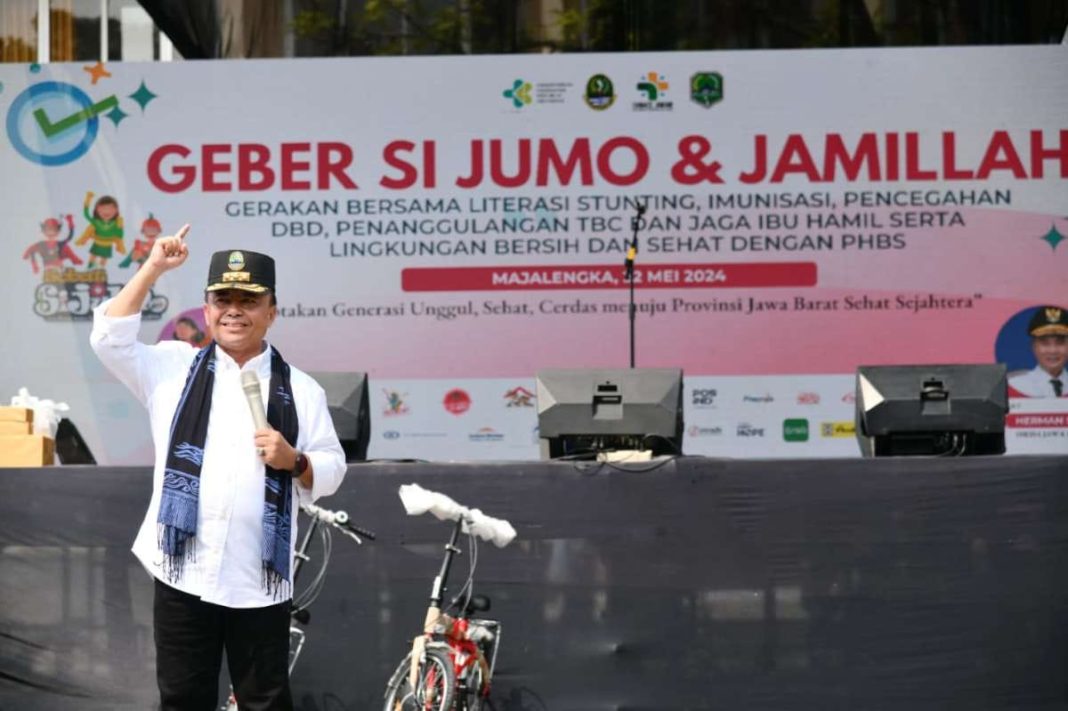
[37,0,50,63]
[100,0,108,61]
[459,0,472,53]
[626,204,644,368]
[629,268,635,368]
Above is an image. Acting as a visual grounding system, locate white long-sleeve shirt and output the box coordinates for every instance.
[90,299,347,607]
[1008,366,1067,398]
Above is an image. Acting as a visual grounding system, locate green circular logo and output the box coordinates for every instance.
[584,74,615,110]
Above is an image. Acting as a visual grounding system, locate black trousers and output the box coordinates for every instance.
[153,579,293,711]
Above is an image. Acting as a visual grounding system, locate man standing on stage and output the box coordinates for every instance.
[1008,305,1068,398]
[90,224,347,710]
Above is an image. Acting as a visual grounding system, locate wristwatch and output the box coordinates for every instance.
[292,451,309,478]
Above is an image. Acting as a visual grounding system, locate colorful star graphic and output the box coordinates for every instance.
[106,105,129,127]
[129,81,157,111]
[83,61,112,85]
[1040,224,1066,252]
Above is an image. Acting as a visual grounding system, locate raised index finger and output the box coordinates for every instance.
[174,223,191,241]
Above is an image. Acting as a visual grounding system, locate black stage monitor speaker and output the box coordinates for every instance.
[310,372,370,462]
[535,368,684,459]
[55,417,96,465]
[855,364,1007,457]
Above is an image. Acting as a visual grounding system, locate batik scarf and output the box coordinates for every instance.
[158,342,298,598]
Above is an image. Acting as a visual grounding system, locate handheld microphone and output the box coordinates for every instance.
[240,371,271,431]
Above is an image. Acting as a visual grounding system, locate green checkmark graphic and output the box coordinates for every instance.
[33,95,119,138]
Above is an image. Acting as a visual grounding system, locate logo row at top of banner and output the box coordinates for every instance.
[502,71,723,110]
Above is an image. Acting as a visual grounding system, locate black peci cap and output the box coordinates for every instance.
[1027,305,1068,338]
[205,250,275,294]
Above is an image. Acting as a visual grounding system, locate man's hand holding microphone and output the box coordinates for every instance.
[241,371,308,481]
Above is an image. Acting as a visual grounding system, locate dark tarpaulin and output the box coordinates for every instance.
[1,455,1067,710]
[136,0,287,59]
[136,0,220,59]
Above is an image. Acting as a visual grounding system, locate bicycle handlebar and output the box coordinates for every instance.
[397,483,516,548]
[301,503,377,542]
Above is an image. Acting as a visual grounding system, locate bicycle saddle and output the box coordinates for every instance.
[462,594,491,616]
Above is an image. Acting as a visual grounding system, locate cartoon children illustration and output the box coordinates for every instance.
[23,214,83,277]
[75,191,125,269]
[119,214,162,270]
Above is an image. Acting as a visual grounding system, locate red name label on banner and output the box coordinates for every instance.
[1007,413,1068,428]
[400,262,817,292]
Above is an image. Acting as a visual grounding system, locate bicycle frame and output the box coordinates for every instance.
[408,517,461,688]
[285,509,321,672]
[407,516,500,707]
[386,483,514,711]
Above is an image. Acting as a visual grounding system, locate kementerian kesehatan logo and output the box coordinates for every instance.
[6,62,157,166]
[690,71,723,108]
[584,74,615,110]
[503,79,532,109]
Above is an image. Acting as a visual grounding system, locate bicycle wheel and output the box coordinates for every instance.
[383,647,456,711]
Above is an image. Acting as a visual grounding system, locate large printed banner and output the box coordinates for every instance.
[1,47,1066,464]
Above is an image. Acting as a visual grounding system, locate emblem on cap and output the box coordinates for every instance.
[207,248,273,293]
[1045,307,1063,324]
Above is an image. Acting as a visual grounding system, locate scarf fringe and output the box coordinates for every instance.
[158,523,197,583]
[157,484,199,536]
[263,563,290,601]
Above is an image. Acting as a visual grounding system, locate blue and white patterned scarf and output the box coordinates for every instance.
[157,342,298,598]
